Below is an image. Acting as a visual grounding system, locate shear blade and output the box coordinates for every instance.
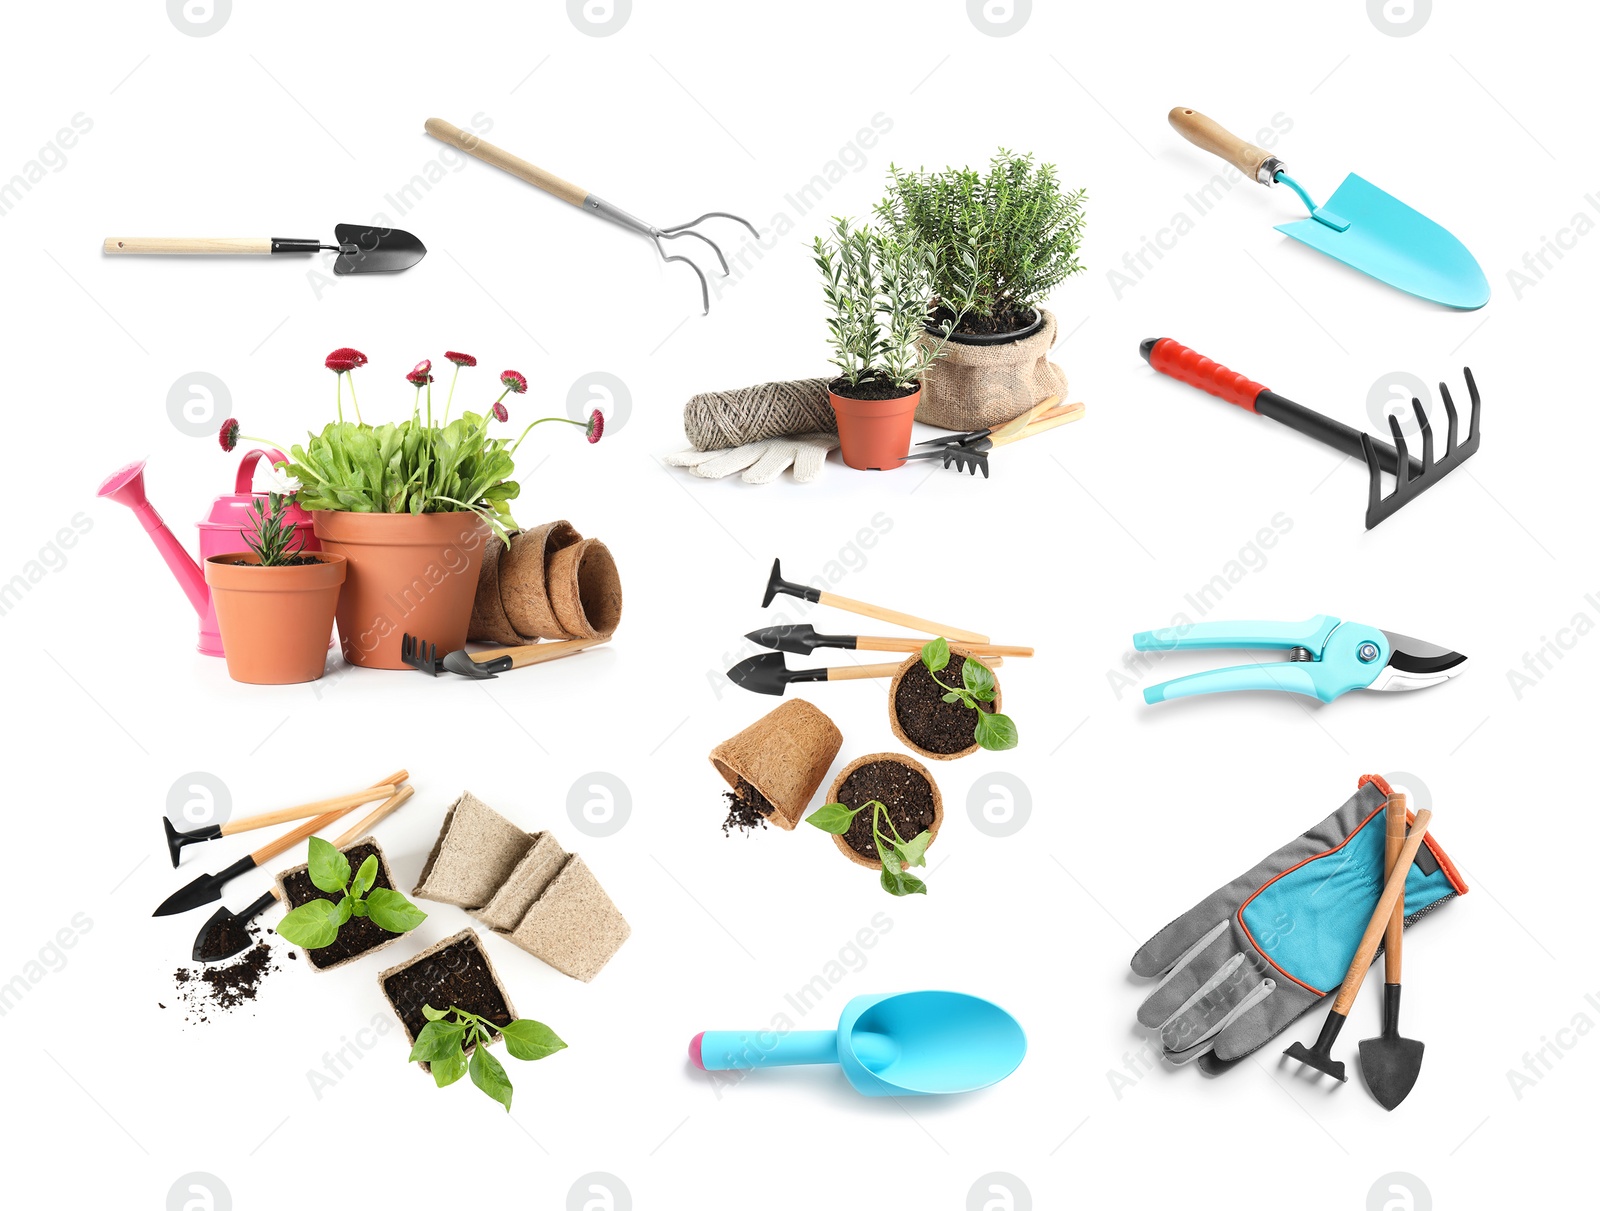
[1368,629,1468,691]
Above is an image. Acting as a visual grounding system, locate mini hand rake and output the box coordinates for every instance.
[1141,338,1481,529]
[425,118,759,315]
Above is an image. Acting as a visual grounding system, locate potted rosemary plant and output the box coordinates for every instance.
[812,217,974,470]
[222,348,602,669]
[879,151,1087,431]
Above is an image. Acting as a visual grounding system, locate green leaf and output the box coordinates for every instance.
[941,691,964,705]
[307,836,349,895]
[364,887,428,935]
[879,868,927,897]
[350,854,379,899]
[962,659,996,700]
[430,1045,468,1088]
[336,895,354,924]
[500,1019,568,1062]
[876,835,903,876]
[469,1046,514,1111]
[974,711,1019,751]
[921,637,950,673]
[275,899,341,948]
[804,803,860,835]
[349,898,368,919]
[408,1019,467,1063]
[895,830,933,869]
[421,1004,450,1022]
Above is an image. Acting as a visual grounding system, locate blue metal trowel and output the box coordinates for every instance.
[1169,108,1489,309]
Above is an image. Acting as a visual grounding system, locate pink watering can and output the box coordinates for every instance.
[97,448,320,656]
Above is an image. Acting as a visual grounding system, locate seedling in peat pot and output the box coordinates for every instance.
[408,1004,567,1111]
[276,837,427,949]
[922,638,1018,750]
[806,800,934,897]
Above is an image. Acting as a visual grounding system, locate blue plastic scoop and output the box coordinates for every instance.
[689,991,1026,1097]
[1169,108,1488,310]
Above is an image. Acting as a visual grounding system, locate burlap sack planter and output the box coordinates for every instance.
[710,699,843,830]
[275,837,410,972]
[379,929,515,1073]
[915,308,1069,432]
[413,792,534,910]
[824,752,944,871]
[492,520,584,641]
[547,538,623,639]
[468,832,569,934]
[506,855,631,983]
[889,646,1003,761]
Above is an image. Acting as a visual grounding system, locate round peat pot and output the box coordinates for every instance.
[828,385,920,471]
[204,552,345,685]
[312,511,489,669]
[824,752,943,870]
[889,647,1002,761]
[927,307,1045,346]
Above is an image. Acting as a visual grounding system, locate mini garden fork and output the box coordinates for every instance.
[425,118,760,315]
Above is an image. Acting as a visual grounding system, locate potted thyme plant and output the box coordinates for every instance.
[221,348,603,669]
[812,217,976,470]
[203,469,348,685]
[878,151,1087,431]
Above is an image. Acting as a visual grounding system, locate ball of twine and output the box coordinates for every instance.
[683,378,836,451]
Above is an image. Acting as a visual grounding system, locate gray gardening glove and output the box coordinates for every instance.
[1130,777,1466,1070]
[664,433,838,484]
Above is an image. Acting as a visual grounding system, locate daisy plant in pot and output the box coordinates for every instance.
[221,347,603,669]
[201,463,348,685]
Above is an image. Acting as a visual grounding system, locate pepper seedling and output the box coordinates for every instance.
[276,837,427,949]
[922,637,1018,750]
[806,799,932,897]
[408,1004,567,1111]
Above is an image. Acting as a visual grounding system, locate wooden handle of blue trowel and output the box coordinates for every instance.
[1168,108,1281,185]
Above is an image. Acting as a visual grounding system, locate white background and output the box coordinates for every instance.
[1,2,1594,1208]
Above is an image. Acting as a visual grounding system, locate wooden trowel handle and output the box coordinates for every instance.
[332,784,415,847]
[1383,793,1407,983]
[826,662,906,681]
[103,237,273,254]
[499,637,609,669]
[424,118,587,207]
[1330,809,1432,1017]
[1168,108,1281,184]
[248,769,407,866]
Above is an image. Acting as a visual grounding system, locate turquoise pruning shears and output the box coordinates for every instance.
[1132,616,1467,705]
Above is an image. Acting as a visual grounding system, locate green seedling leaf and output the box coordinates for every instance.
[804,803,859,835]
[501,1019,568,1062]
[469,1045,514,1112]
[962,659,996,700]
[421,1004,450,1022]
[336,895,354,925]
[409,1019,467,1064]
[974,711,1019,751]
[922,637,950,674]
[350,854,379,899]
[276,899,341,949]
[942,691,963,704]
[307,836,350,895]
[877,835,903,876]
[895,830,933,869]
[364,887,428,935]
[350,899,368,919]
[880,867,927,897]
[430,1044,468,1088]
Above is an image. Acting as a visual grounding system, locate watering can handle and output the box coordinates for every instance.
[235,447,292,494]
[1168,108,1283,185]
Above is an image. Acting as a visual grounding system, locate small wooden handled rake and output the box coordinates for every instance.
[902,398,1086,477]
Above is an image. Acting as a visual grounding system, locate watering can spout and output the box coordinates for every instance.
[97,460,209,616]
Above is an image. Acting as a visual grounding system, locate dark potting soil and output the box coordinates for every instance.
[834,760,937,862]
[721,778,775,835]
[167,928,281,1023]
[281,842,400,970]
[200,912,253,961]
[932,305,1038,339]
[225,555,323,567]
[894,652,995,754]
[383,936,512,1052]
[828,375,919,402]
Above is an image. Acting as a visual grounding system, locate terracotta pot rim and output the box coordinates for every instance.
[312,509,490,540]
[887,646,1002,761]
[824,751,943,870]
[204,550,346,586]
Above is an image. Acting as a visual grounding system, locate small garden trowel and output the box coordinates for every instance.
[103,223,426,274]
[1168,108,1488,309]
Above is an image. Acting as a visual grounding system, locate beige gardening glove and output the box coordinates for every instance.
[664,433,839,484]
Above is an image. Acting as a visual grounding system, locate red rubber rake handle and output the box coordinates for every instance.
[1142,337,1267,412]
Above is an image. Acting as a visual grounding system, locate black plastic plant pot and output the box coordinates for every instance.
[275,838,408,973]
[926,307,1044,346]
[379,929,516,1072]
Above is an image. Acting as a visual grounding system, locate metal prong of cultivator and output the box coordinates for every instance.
[1362,367,1483,529]
[400,633,443,676]
[1388,414,1411,487]
[1414,398,1434,469]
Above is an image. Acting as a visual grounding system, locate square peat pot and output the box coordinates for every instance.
[468,832,568,934]
[413,791,534,910]
[379,929,516,1072]
[275,837,410,973]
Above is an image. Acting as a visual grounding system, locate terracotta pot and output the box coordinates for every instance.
[828,385,920,471]
[824,752,943,870]
[312,511,489,669]
[204,552,345,684]
[888,646,1003,761]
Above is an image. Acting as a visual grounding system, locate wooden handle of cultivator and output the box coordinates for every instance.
[999,401,1087,447]
[424,118,588,207]
[218,782,402,836]
[855,637,1033,658]
[478,637,611,669]
[247,770,408,866]
[103,237,273,255]
[1330,809,1432,1017]
[815,591,989,645]
[332,784,416,847]
[1168,108,1279,183]
[1383,794,1407,984]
